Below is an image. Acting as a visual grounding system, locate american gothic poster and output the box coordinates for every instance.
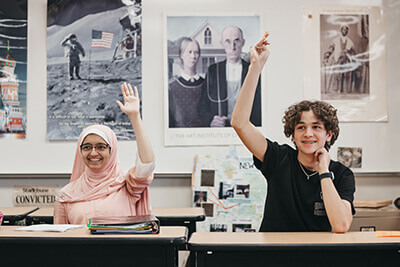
[164,14,261,146]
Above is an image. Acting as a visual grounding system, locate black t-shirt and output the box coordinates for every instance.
[254,139,355,232]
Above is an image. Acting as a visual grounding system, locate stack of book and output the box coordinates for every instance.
[87,215,160,234]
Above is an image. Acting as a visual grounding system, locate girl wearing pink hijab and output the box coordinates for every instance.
[54,83,155,225]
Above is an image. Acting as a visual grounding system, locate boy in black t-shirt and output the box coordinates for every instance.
[231,31,355,233]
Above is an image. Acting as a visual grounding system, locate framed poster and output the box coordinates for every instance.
[0,0,27,139]
[303,6,387,122]
[46,0,142,140]
[164,14,261,146]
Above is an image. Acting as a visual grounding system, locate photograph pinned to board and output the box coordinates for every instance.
[193,191,207,207]
[191,147,267,232]
[303,6,387,122]
[0,0,27,139]
[46,0,142,140]
[164,14,262,146]
[338,147,362,168]
[200,169,215,186]
[232,222,253,232]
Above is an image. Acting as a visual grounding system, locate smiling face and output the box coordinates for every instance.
[293,110,333,158]
[80,134,111,170]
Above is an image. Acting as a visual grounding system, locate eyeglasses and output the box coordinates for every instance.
[80,143,110,152]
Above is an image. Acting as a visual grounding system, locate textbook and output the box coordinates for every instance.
[87,215,160,234]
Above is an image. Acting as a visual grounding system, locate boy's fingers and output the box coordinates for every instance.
[258,31,270,46]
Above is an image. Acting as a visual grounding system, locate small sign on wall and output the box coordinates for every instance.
[13,185,59,207]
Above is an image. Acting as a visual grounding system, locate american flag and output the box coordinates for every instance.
[91,30,113,48]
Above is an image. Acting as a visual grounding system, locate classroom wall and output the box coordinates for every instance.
[0,0,399,207]
[1,0,400,174]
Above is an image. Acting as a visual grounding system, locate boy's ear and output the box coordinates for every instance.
[327,130,333,142]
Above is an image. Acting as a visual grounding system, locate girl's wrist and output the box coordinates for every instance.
[128,113,141,122]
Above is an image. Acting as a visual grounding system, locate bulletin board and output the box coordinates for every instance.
[191,148,267,232]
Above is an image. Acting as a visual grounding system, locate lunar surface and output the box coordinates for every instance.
[47,56,141,140]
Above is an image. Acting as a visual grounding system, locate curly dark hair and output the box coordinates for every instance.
[282,100,339,151]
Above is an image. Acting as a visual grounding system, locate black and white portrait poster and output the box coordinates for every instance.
[164,14,261,146]
[47,0,142,140]
[0,0,27,139]
[303,6,387,122]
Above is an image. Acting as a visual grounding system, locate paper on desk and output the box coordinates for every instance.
[14,224,85,232]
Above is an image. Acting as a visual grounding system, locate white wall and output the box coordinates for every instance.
[353,176,400,201]
[0,0,399,207]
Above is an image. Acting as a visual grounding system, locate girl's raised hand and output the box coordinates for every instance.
[116,82,140,117]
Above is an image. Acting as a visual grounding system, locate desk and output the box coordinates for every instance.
[0,226,187,266]
[0,207,39,225]
[152,207,205,237]
[189,232,400,267]
[25,207,54,225]
[350,206,400,231]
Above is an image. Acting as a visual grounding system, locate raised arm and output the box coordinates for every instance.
[60,34,70,46]
[231,31,270,161]
[117,83,154,164]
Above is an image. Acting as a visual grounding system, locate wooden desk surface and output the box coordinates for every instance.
[0,226,188,266]
[0,207,39,216]
[189,231,400,246]
[0,225,187,241]
[152,207,205,218]
[189,232,400,267]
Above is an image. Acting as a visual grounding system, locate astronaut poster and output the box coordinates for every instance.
[47,0,142,140]
[164,14,261,146]
[0,0,27,139]
[303,6,387,122]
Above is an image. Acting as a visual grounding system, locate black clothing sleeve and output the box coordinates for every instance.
[253,138,293,182]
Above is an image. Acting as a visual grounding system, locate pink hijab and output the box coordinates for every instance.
[57,124,151,215]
